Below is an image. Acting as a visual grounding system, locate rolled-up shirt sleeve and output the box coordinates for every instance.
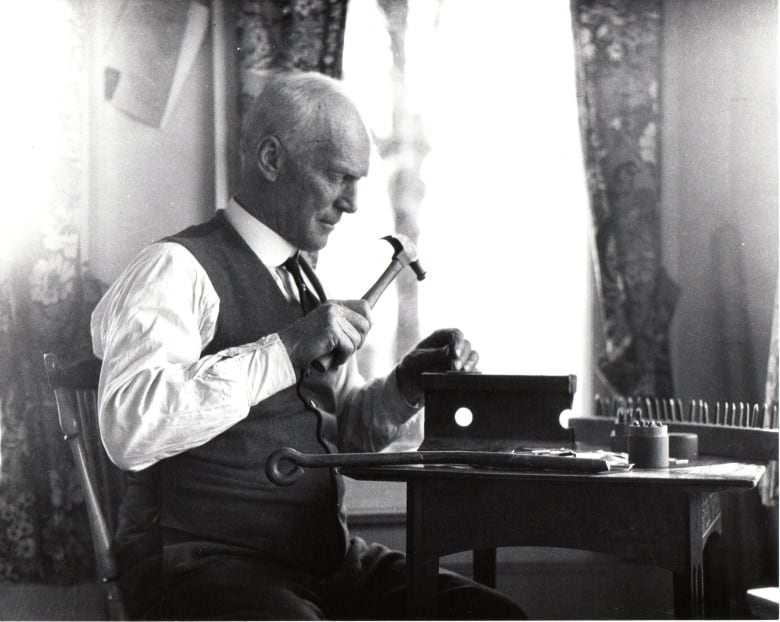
[92,243,297,471]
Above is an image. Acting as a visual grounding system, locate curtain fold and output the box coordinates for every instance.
[0,0,104,582]
[571,0,678,397]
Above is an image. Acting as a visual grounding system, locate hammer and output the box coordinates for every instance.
[312,234,425,372]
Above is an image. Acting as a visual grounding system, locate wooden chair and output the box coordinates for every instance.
[43,352,128,620]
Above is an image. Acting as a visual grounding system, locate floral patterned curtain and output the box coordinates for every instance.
[0,1,103,582]
[571,0,679,397]
[235,0,349,116]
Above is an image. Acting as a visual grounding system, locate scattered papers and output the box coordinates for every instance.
[576,450,634,471]
[517,448,633,471]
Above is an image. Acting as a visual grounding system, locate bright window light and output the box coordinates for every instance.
[334,0,592,414]
[0,1,77,263]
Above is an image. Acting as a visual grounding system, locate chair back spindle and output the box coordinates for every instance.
[44,353,128,621]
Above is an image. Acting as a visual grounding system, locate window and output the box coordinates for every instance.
[320,0,592,415]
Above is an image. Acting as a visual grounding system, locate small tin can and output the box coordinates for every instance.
[628,423,669,468]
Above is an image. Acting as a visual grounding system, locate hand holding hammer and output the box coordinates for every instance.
[311,234,425,372]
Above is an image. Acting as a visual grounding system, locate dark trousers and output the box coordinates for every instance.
[145,536,524,620]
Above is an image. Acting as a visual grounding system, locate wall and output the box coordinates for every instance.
[87,0,215,285]
[661,0,778,403]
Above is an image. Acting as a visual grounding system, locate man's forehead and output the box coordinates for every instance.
[300,114,370,172]
[306,142,370,177]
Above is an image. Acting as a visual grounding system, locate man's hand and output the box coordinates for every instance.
[279,300,372,371]
[396,329,479,404]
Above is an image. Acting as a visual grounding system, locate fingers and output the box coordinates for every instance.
[327,301,372,338]
[332,301,372,360]
[461,348,479,372]
[418,329,477,372]
[280,301,373,370]
[449,330,466,370]
[327,305,370,365]
[418,328,463,349]
[395,327,479,403]
[450,333,478,372]
[338,299,372,320]
[400,329,478,373]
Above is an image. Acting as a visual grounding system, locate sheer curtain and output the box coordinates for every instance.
[0,0,101,582]
[328,0,591,414]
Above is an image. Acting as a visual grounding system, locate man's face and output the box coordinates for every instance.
[274,102,371,251]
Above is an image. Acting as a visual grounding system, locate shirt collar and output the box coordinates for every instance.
[224,197,297,267]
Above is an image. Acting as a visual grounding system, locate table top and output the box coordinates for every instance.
[342,456,765,492]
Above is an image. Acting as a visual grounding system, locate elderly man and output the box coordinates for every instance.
[92,70,523,620]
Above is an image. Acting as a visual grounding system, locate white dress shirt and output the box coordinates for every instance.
[92,199,423,471]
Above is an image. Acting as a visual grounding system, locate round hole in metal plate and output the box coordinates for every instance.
[454,407,473,427]
[559,408,573,429]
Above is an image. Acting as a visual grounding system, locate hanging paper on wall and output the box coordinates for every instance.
[104,0,209,128]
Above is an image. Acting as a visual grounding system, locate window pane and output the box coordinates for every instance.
[333,0,592,414]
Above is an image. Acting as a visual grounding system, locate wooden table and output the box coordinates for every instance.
[343,458,765,619]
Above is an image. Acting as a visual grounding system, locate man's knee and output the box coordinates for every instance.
[338,539,525,620]
[153,583,323,620]
[152,556,326,620]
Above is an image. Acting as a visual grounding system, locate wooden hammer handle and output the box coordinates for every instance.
[361,258,405,308]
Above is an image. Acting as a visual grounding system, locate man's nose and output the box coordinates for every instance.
[335,182,358,213]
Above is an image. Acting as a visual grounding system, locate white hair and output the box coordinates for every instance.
[239,70,351,167]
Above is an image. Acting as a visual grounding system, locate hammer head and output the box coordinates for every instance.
[382,234,426,281]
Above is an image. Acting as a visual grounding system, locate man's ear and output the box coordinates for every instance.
[255,135,284,181]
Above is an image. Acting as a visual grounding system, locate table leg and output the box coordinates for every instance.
[407,482,439,618]
[673,559,705,619]
[673,492,725,619]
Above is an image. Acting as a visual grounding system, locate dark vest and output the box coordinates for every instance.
[159,212,348,574]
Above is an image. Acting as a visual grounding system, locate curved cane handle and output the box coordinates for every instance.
[265,448,306,486]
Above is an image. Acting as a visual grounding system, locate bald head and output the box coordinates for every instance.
[235,71,372,251]
[240,71,366,174]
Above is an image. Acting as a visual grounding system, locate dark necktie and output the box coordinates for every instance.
[283,255,320,315]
